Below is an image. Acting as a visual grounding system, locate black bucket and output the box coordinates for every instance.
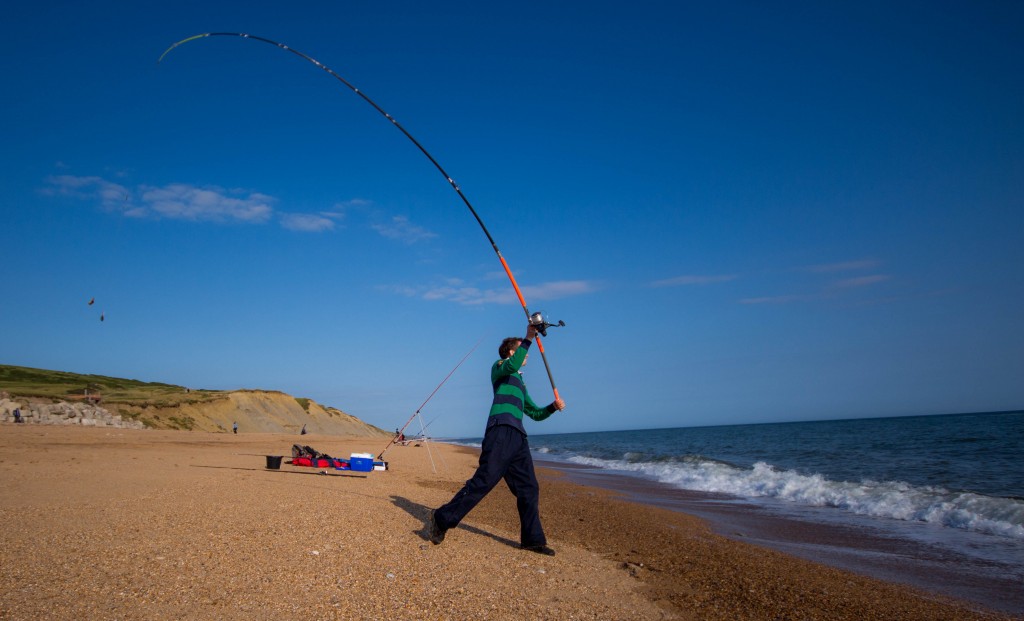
[265,455,283,470]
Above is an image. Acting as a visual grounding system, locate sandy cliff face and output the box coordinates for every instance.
[110,391,388,436]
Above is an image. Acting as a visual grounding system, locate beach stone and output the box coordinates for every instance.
[0,399,146,429]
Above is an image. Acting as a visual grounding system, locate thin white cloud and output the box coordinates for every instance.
[45,175,275,224]
[650,274,737,288]
[370,215,436,244]
[140,184,273,223]
[802,259,882,273]
[738,258,893,305]
[424,285,512,305]
[280,212,338,232]
[741,274,891,305]
[378,283,506,305]
[739,294,811,305]
[42,175,375,233]
[44,174,444,240]
[382,278,598,306]
[325,198,370,220]
[380,284,423,298]
[522,280,599,300]
[318,209,347,222]
[828,274,891,290]
[43,175,129,210]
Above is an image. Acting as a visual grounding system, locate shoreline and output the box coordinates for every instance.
[1,426,1016,620]
[535,456,1024,616]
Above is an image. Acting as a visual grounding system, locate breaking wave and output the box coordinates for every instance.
[564,454,1024,539]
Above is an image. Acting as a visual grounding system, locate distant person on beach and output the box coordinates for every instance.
[13,408,22,423]
[429,323,566,556]
[233,421,238,434]
[300,424,307,435]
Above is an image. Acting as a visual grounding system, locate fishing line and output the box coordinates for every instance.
[159,32,563,398]
[376,336,483,461]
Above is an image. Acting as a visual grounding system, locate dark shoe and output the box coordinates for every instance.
[522,544,555,556]
[428,510,447,544]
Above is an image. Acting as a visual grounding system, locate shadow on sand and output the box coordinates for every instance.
[390,495,519,549]
[192,464,368,478]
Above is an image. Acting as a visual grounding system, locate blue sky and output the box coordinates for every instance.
[2,1,1021,437]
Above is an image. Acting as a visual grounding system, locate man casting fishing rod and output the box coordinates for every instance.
[429,323,566,555]
[161,31,569,552]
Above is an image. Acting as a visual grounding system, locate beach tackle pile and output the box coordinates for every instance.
[265,444,387,473]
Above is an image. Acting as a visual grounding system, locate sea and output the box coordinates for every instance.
[449,410,1024,614]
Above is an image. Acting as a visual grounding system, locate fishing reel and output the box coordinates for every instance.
[529,311,565,337]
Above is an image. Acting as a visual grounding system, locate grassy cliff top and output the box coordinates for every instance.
[0,364,226,407]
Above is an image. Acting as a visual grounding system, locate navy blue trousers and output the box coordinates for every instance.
[434,424,546,547]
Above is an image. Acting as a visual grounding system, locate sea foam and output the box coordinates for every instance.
[566,454,1024,539]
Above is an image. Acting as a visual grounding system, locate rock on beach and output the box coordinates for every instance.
[0,397,145,429]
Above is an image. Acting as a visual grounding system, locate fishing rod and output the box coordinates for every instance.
[158,33,566,399]
[415,413,443,438]
[376,337,483,460]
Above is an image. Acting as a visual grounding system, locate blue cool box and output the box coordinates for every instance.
[349,457,374,472]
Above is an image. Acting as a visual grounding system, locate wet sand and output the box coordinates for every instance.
[543,460,1024,616]
[0,426,1016,620]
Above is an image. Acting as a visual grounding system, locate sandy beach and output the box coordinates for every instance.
[0,426,1015,620]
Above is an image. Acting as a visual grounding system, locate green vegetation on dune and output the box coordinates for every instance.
[0,364,383,435]
[0,364,224,407]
